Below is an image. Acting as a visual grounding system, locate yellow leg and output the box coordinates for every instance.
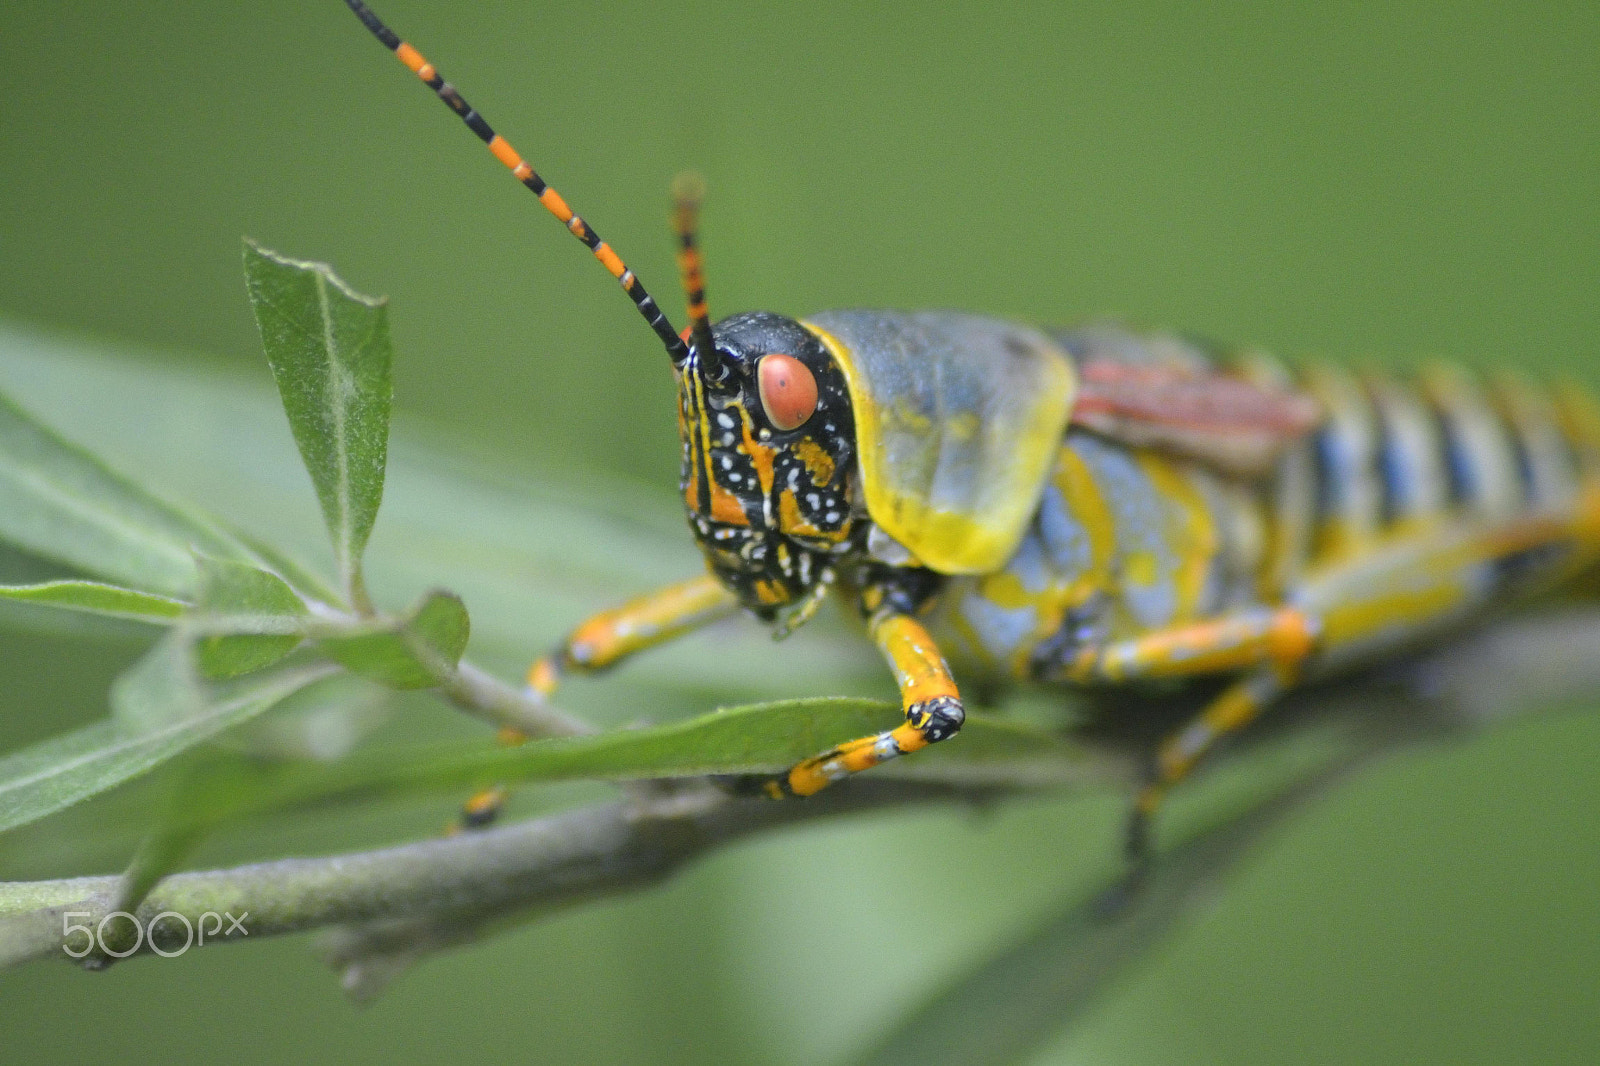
[1125,669,1284,863]
[525,574,738,701]
[455,574,736,831]
[1101,504,1600,865]
[1060,605,1317,684]
[768,611,966,798]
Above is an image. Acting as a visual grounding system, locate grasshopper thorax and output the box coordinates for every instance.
[677,311,859,618]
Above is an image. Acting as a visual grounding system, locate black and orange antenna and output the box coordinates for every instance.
[671,173,719,365]
[342,0,690,366]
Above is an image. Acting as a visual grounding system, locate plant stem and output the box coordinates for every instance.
[0,780,990,971]
[441,658,594,737]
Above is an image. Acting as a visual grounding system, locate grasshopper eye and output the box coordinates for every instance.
[757,353,818,430]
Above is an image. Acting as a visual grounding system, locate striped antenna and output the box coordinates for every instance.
[342,0,690,365]
[671,173,718,364]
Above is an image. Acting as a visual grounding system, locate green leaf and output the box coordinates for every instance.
[191,555,308,679]
[474,698,1094,784]
[312,590,469,689]
[0,387,252,597]
[230,530,343,609]
[0,581,184,622]
[0,645,334,834]
[243,241,391,613]
[158,700,1097,828]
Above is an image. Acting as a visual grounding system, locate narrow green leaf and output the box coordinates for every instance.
[475,698,1094,783]
[150,700,1097,829]
[0,653,334,834]
[230,530,343,608]
[242,241,391,612]
[312,590,469,689]
[0,387,251,596]
[0,581,184,622]
[191,555,308,679]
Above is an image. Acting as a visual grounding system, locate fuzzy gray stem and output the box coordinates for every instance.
[0,780,986,969]
[441,658,594,737]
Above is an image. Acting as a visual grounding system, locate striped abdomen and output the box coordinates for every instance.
[1293,361,1600,566]
[931,329,1600,682]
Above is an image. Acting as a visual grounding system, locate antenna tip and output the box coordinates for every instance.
[671,171,707,210]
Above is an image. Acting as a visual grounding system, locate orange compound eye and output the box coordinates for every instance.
[757,353,818,431]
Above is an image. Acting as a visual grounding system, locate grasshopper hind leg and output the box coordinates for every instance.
[1121,669,1286,869]
[450,576,737,833]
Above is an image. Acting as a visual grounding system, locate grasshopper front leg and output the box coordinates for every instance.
[766,573,966,798]
[457,574,737,829]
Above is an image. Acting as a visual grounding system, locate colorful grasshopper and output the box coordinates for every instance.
[344,1,1600,859]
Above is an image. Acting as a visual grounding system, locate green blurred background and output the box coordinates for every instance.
[2,0,1598,1062]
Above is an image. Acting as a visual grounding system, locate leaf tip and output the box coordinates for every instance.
[241,239,389,310]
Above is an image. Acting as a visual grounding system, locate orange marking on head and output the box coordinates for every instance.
[754,579,787,606]
[539,188,574,222]
[740,417,778,499]
[683,475,698,511]
[709,481,747,525]
[777,489,822,537]
[793,437,836,486]
[594,243,626,278]
[487,136,521,169]
[395,42,426,72]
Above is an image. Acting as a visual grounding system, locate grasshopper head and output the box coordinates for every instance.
[675,311,859,617]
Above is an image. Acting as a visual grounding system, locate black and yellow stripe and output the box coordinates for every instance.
[342,0,690,365]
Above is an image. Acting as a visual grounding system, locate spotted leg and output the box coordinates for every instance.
[455,574,737,830]
[1123,668,1286,865]
[767,594,965,797]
